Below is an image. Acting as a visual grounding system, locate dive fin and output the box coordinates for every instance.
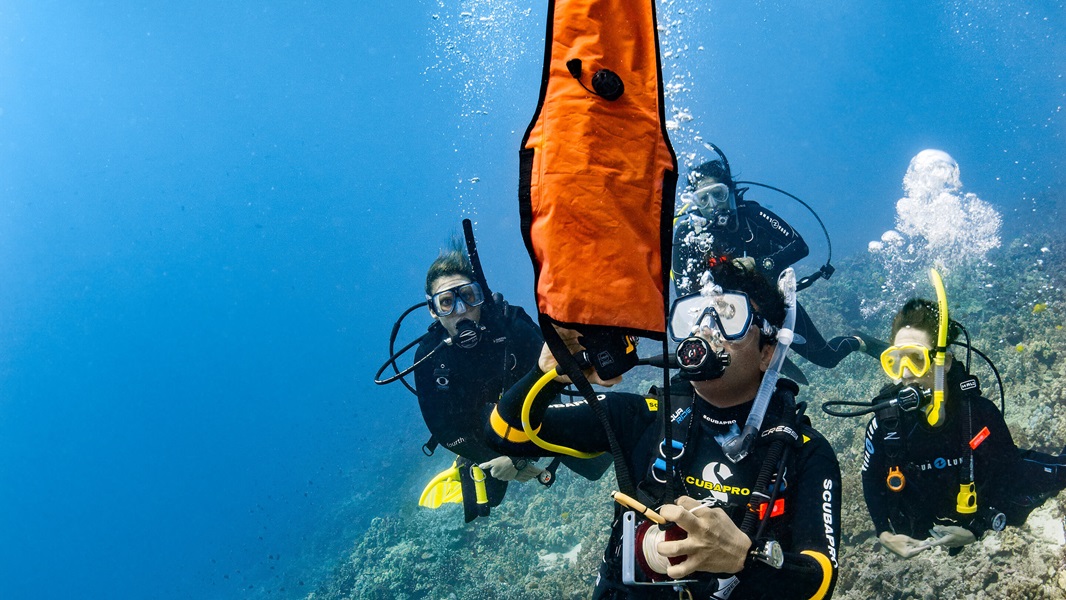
[418,465,463,509]
[781,357,809,386]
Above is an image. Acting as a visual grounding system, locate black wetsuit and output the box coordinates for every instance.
[488,371,841,600]
[413,302,543,464]
[673,200,866,369]
[861,366,1066,540]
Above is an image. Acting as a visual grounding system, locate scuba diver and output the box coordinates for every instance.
[824,271,1066,558]
[487,260,840,599]
[672,145,887,370]
[376,228,610,523]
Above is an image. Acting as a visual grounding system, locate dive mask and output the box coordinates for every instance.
[880,344,934,380]
[668,291,776,343]
[692,181,735,227]
[428,282,485,316]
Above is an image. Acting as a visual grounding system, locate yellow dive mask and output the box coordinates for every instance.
[880,344,933,380]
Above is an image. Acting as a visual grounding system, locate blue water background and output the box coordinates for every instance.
[0,2,1061,599]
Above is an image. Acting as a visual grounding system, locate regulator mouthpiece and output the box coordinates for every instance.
[676,336,731,382]
[896,385,931,412]
[452,319,482,349]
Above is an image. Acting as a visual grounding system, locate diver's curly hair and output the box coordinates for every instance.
[889,298,961,346]
[707,260,787,329]
[425,236,475,296]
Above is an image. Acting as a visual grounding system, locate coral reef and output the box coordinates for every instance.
[308,229,1066,599]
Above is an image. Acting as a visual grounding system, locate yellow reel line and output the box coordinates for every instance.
[928,268,949,428]
[521,368,604,459]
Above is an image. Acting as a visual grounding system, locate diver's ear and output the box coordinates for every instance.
[427,303,439,320]
[759,341,776,372]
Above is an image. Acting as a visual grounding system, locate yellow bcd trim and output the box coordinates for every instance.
[490,408,538,443]
[800,550,834,600]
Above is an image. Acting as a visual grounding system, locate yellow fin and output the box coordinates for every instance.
[418,466,463,508]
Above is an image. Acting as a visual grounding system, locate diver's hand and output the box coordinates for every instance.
[478,457,544,482]
[536,328,622,387]
[656,496,752,577]
[878,531,932,558]
[927,525,976,549]
[731,257,757,272]
[511,460,545,483]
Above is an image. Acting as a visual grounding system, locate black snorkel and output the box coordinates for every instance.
[462,218,495,312]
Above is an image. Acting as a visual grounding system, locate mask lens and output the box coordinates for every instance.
[431,282,484,317]
[880,345,931,379]
[712,293,751,339]
[432,290,456,316]
[668,292,754,341]
[456,283,485,308]
[669,295,710,340]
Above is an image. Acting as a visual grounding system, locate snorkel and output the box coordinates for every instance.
[927,268,949,427]
[929,268,977,514]
[722,268,797,463]
[462,219,495,312]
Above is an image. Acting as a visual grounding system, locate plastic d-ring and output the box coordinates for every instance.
[886,466,905,492]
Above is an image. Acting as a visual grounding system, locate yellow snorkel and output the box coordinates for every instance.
[929,268,978,514]
[927,268,949,428]
[521,368,604,459]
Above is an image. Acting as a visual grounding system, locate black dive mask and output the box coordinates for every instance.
[452,318,483,350]
[676,336,731,381]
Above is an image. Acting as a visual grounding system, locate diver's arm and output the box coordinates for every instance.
[743,202,810,271]
[484,365,605,457]
[739,434,841,600]
[412,337,449,437]
[860,417,893,535]
[486,351,655,457]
